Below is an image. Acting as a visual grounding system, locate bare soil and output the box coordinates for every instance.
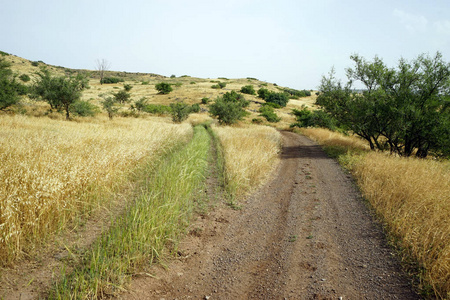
[119,131,420,300]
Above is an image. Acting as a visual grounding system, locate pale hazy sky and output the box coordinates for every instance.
[2,0,449,89]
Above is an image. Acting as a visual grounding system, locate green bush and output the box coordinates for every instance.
[141,81,149,85]
[191,103,200,113]
[170,102,191,123]
[252,118,263,124]
[0,51,9,56]
[209,98,247,125]
[211,82,226,89]
[133,97,148,112]
[284,88,311,98]
[262,102,281,109]
[240,85,255,95]
[113,90,131,103]
[0,59,20,110]
[155,82,173,94]
[31,61,39,67]
[70,100,100,117]
[259,105,281,123]
[123,83,133,92]
[290,107,338,130]
[101,77,124,84]
[142,104,172,115]
[265,92,289,107]
[19,74,30,82]
[170,74,176,78]
[201,97,210,104]
[257,88,271,99]
[222,90,249,107]
[190,81,196,84]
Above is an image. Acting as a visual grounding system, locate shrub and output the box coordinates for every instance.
[257,87,271,99]
[209,97,248,125]
[0,51,9,56]
[142,104,172,115]
[265,92,289,107]
[191,103,200,113]
[170,74,176,78]
[70,100,100,117]
[31,61,39,67]
[170,102,191,123]
[134,97,148,112]
[222,90,249,107]
[211,82,226,89]
[101,96,119,119]
[100,77,124,84]
[201,97,210,104]
[113,90,131,103]
[123,83,133,92]
[284,88,311,98]
[19,74,30,82]
[252,118,263,124]
[259,105,281,123]
[141,81,149,85]
[240,85,256,95]
[290,107,338,130]
[0,59,20,110]
[155,82,173,94]
[190,81,196,84]
[262,102,281,109]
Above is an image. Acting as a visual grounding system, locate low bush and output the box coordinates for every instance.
[257,88,271,100]
[170,102,191,123]
[155,82,173,94]
[123,84,133,92]
[265,92,289,107]
[291,107,339,131]
[212,82,226,89]
[70,100,100,117]
[101,77,125,84]
[31,61,39,67]
[201,97,210,104]
[259,105,281,123]
[240,85,256,95]
[143,104,172,115]
[209,97,248,125]
[19,74,30,82]
[191,103,200,113]
[222,90,249,107]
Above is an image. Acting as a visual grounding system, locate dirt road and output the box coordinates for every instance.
[120,131,419,299]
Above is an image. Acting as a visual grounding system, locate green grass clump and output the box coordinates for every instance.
[50,126,211,299]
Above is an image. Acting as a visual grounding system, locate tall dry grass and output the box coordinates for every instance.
[0,115,192,265]
[298,127,450,299]
[212,124,281,198]
[354,153,450,298]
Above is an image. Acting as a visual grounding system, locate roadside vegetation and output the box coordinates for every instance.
[0,115,192,265]
[297,127,449,299]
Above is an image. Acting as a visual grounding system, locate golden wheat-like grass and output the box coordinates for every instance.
[299,127,370,151]
[212,124,281,197]
[0,115,192,265]
[353,153,450,298]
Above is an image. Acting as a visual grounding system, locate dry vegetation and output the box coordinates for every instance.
[212,124,282,198]
[0,115,192,265]
[299,127,450,299]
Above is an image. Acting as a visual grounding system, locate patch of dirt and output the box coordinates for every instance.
[118,131,420,299]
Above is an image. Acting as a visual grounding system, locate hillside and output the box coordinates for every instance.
[0,51,317,128]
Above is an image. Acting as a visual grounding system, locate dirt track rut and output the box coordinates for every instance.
[120,131,419,299]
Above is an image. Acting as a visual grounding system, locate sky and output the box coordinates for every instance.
[2,0,450,90]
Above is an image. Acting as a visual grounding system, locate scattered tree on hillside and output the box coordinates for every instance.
[0,58,21,110]
[317,52,450,158]
[31,68,89,120]
[209,91,249,125]
[155,82,173,94]
[95,59,111,85]
[101,95,119,119]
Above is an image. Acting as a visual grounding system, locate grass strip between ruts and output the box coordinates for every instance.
[49,125,211,299]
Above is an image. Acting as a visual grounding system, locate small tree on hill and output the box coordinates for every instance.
[170,102,191,123]
[155,82,173,94]
[0,58,20,110]
[240,85,255,95]
[31,69,89,120]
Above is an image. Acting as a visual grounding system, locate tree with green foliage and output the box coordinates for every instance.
[317,52,450,158]
[209,91,249,125]
[0,58,21,110]
[265,92,289,107]
[257,87,270,99]
[240,85,255,95]
[170,102,191,123]
[155,82,173,94]
[113,89,131,103]
[31,69,89,120]
[101,95,119,119]
[259,105,280,122]
[290,107,338,130]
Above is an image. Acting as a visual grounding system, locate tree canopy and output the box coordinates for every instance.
[317,52,450,158]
